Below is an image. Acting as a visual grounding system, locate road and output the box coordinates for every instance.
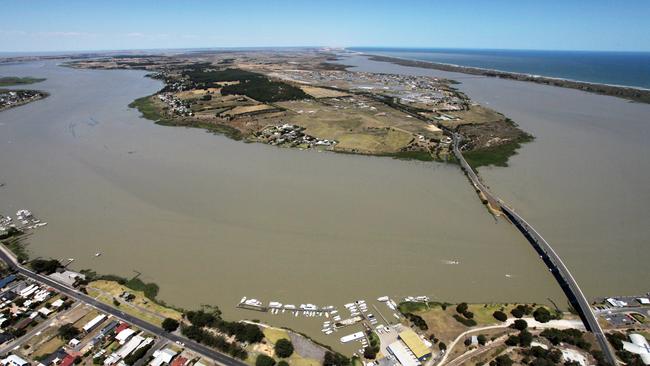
[0,245,246,366]
[451,134,618,366]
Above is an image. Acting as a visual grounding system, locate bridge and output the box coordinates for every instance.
[452,134,618,366]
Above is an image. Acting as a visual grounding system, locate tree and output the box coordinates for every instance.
[505,335,519,346]
[29,259,61,274]
[58,324,81,341]
[464,338,472,346]
[162,318,180,332]
[533,307,552,323]
[363,346,377,359]
[512,319,528,331]
[477,334,487,346]
[456,303,468,314]
[323,351,350,366]
[493,311,507,322]
[275,339,294,358]
[518,330,533,347]
[277,362,289,366]
[439,342,447,351]
[510,307,524,318]
[492,354,513,366]
[255,355,276,366]
[463,311,474,319]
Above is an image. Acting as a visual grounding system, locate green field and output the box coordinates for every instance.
[0,76,46,87]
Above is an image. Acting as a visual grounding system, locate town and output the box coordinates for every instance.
[0,90,47,112]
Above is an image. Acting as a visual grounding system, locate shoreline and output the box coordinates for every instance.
[354,53,650,104]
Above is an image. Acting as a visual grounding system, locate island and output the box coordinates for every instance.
[67,50,531,168]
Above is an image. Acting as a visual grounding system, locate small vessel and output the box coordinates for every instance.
[95,252,102,257]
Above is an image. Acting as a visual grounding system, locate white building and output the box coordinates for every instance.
[387,341,420,366]
[1,355,30,366]
[623,334,650,365]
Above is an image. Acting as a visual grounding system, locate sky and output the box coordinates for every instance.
[1,0,649,53]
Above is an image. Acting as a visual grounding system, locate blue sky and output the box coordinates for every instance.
[1,0,649,52]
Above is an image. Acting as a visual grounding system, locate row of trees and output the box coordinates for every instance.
[181,324,248,360]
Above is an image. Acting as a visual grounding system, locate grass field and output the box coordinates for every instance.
[0,76,46,87]
[299,86,350,98]
[86,280,182,326]
[277,97,433,154]
[463,134,533,168]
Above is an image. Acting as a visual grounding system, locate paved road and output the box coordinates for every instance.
[0,245,246,366]
[451,134,618,366]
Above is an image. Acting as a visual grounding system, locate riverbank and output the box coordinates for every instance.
[362,54,650,104]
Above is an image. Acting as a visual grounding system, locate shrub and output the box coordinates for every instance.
[453,314,477,327]
[275,339,294,358]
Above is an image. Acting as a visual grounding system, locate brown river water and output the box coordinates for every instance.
[0,58,647,351]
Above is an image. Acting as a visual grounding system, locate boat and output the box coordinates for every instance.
[95,252,102,257]
[240,297,247,304]
[377,296,389,302]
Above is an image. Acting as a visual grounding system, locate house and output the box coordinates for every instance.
[115,329,136,344]
[0,275,17,289]
[170,356,188,366]
[49,270,85,287]
[39,348,68,366]
[50,299,64,308]
[149,348,177,366]
[13,318,33,331]
[83,314,107,333]
[0,333,14,345]
[59,355,76,366]
[1,355,30,366]
[68,338,81,348]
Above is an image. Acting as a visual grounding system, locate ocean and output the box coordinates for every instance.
[348,47,650,89]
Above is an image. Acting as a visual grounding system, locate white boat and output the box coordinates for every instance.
[240,297,247,303]
[377,296,389,302]
[269,301,283,308]
[340,332,364,343]
[284,304,296,310]
[95,252,102,257]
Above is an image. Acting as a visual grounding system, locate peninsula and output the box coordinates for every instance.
[0,76,48,111]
